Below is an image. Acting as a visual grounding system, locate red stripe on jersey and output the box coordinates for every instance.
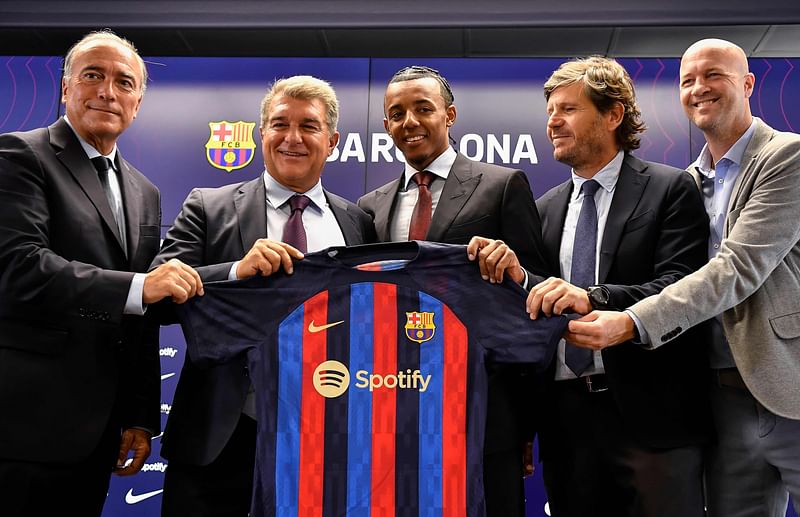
[299,291,328,517]
[371,283,397,517]
[442,305,467,516]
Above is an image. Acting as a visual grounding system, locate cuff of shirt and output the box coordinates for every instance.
[229,261,241,281]
[624,308,652,347]
[520,267,530,291]
[123,273,147,315]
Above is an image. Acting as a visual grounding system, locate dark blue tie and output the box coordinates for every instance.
[566,179,601,376]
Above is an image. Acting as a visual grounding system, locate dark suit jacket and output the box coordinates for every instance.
[357,152,548,276]
[537,153,712,450]
[0,118,161,463]
[358,152,547,461]
[153,176,375,465]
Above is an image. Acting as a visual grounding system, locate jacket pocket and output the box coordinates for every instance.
[769,311,800,339]
[139,224,161,238]
[0,319,68,355]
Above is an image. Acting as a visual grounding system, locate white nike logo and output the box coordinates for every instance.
[125,488,163,504]
[160,372,176,381]
[308,320,345,333]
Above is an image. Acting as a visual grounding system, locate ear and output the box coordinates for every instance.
[743,72,755,99]
[606,101,625,132]
[445,104,457,127]
[61,77,68,104]
[383,118,390,132]
[132,95,142,119]
[328,130,340,155]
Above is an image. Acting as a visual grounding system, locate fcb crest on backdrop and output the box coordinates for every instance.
[205,121,257,172]
[405,311,436,344]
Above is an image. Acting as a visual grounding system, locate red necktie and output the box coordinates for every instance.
[281,195,311,253]
[408,171,434,241]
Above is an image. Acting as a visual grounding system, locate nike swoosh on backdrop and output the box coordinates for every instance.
[308,320,345,333]
[160,372,176,381]
[125,488,164,504]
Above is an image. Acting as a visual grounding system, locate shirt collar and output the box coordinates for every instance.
[401,146,457,189]
[262,170,326,212]
[570,150,624,200]
[693,118,757,177]
[63,115,119,169]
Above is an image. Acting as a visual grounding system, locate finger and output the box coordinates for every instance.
[476,242,498,281]
[526,287,544,319]
[466,236,489,260]
[270,243,296,274]
[255,253,277,277]
[552,293,574,316]
[280,242,305,260]
[180,262,204,296]
[116,437,132,469]
[479,241,506,282]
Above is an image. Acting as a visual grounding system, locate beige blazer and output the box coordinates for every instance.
[631,117,800,419]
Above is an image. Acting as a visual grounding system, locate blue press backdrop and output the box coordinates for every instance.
[1,54,798,517]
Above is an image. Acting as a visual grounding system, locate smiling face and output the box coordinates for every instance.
[383,77,456,171]
[61,40,143,155]
[679,42,754,141]
[260,94,339,193]
[546,82,622,177]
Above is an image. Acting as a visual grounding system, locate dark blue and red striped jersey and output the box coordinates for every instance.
[178,241,566,517]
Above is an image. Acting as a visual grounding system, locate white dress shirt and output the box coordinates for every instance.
[389,146,457,241]
[228,171,346,280]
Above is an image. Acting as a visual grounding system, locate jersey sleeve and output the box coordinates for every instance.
[178,280,281,366]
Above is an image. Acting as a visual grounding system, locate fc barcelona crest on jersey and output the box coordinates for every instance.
[405,311,436,343]
[205,121,257,173]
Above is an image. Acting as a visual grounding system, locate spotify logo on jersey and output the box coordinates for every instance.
[313,360,433,398]
[313,360,351,398]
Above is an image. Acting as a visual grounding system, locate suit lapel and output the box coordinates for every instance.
[724,117,771,236]
[50,119,126,255]
[234,177,268,252]
[541,181,572,272]
[599,154,649,283]
[326,190,360,245]
[371,177,402,242]
[426,153,481,241]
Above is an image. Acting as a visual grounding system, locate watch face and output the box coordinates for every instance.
[589,286,609,307]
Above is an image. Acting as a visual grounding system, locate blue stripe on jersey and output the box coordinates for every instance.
[276,305,305,515]
[418,292,444,516]
[347,282,374,515]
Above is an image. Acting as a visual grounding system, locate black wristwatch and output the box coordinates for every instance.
[586,285,610,310]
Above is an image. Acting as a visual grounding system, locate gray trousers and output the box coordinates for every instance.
[706,381,800,517]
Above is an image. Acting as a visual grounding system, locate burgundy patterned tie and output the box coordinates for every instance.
[408,171,434,241]
[281,195,311,253]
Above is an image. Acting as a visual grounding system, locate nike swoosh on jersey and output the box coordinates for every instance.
[125,488,164,504]
[160,372,176,381]
[308,320,345,333]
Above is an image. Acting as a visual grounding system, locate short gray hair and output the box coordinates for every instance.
[259,75,339,135]
[63,30,148,94]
